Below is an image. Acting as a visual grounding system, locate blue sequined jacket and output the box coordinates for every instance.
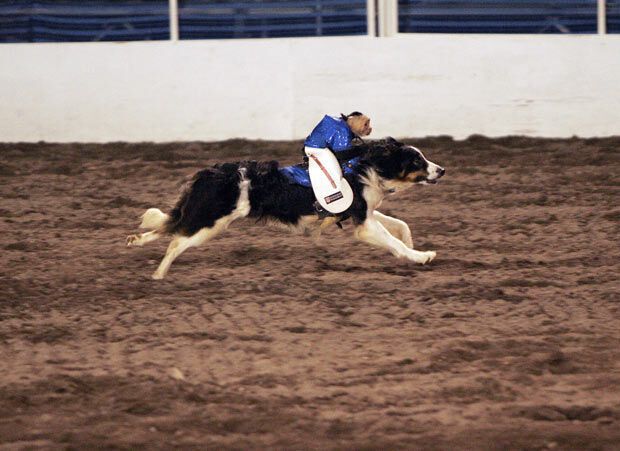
[304,115,355,153]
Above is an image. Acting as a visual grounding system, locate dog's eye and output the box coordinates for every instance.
[409,155,424,168]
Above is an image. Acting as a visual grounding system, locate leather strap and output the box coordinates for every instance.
[309,154,337,189]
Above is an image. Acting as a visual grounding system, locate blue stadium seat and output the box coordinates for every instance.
[398,0,599,34]
[609,0,620,32]
[0,0,616,43]
[178,0,368,39]
[0,0,169,42]
[0,0,368,42]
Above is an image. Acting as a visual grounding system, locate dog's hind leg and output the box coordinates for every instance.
[373,211,413,248]
[126,230,161,247]
[152,215,244,280]
[354,218,435,265]
[311,216,337,242]
[151,178,251,280]
[152,230,210,280]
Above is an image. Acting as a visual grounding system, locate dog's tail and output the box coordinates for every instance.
[140,208,170,230]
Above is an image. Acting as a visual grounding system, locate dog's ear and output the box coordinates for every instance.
[385,137,404,147]
[218,162,239,174]
[267,160,279,172]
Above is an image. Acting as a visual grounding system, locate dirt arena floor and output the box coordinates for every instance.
[0,136,619,450]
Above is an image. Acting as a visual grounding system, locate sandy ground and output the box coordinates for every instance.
[0,136,619,450]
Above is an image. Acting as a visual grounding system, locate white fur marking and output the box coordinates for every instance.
[355,218,435,264]
[374,211,413,249]
[408,146,444,182]
[140,208,169,230]
[360,169,386,212]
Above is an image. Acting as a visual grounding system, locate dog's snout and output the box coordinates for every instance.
[438,167,445,177]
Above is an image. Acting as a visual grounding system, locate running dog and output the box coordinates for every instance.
[127,138,445,279]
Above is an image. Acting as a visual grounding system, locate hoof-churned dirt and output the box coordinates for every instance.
[1,137,619,450]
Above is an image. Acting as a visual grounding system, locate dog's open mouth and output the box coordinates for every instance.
[414,175,438,184]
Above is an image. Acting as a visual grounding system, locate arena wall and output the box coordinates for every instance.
[0,34,618,142]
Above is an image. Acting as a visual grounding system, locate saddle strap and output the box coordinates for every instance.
[308,154,337,189]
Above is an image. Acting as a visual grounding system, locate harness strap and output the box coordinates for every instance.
[309,154,337,189]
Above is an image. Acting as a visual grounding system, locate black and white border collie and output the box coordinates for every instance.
[127,138,445,279]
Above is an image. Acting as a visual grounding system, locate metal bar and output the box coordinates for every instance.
[388,0,398,35]
[367,0,376,36]
[598,0,606,34]
[169,0,179,41]
[377,0,397,36]
[377,0,385,36]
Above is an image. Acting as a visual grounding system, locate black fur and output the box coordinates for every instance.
[246,164,316,224]
[165,139,434,237]
[166,164,241,235]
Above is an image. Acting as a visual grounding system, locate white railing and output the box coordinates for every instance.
[366,0,376,37]
[169,0,179,41]
[377,0,398,37]
[599,0,607,34]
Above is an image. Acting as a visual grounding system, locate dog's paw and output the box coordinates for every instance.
[424,251,436,264]
[411,250,436,265]
[127,234,144,247]
[151,271,165,280]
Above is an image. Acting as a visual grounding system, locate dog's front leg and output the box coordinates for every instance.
[354,218,435,264]
[373,211,413,248]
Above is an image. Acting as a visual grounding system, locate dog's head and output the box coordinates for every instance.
[368,138,445,189]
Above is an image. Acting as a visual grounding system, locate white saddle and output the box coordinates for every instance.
[305,146,354,214]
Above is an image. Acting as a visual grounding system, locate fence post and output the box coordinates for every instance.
[169,0,179,41]
[598,0,606,34]
[377,0,398,37]
[367,0,376,36]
